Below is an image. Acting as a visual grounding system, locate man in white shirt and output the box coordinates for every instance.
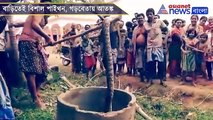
[144,8,167,87]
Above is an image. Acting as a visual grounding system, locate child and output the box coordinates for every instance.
[124,36,135,76]
[161,26,169,81]
[196,33,208,79]
[81,34,96,79]
[117,29,126,74]
[181,28,199,86]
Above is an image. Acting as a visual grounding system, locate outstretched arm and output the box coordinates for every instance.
[9,22,25,28]
[31,16,50,41]
[181,44,187,54]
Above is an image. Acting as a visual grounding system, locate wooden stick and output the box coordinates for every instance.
[89,69,105,81]
[124,85,153,120]
[60,76,77,89]
[44,16,121,47]
[136,103,153,120]
[194,93,213,108]
[43,25,102,47]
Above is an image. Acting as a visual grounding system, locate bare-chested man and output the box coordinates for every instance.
[132,13,147,82]
[16,0,54,109]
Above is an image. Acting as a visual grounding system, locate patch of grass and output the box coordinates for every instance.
[12,71,69,120]
[135,95,213,120]
[16,109,53,120]
[194,109,213,120]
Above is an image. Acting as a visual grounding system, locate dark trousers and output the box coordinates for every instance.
[71,46,81,73]
[206,61,212,79]
[156,53,167,79]
[162,53,167,78]
[195,53,203,75]
[147,61,164,81]
[0,52,11,90]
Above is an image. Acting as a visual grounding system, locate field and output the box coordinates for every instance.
[13,49,213,120]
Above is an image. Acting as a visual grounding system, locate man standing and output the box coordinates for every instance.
[132,13,147,81]
[18,0,54,109]
[144,8,167,86]
[63,24,82,74]
[132,18,138,30]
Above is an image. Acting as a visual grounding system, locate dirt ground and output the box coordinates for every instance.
[47,47,213,110]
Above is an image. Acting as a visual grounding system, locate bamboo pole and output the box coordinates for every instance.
[43,25,102,47]
[124,86,153,120]
[43,16,121,47]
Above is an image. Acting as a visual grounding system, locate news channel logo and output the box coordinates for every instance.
[157,4,208,15]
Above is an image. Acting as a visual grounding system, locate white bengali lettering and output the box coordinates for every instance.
[27,4,34,12]
[2,5,9,12]
[96,6,102,11]
[109,6,113,12]
[61,6,67,13]
[21,5,26,12]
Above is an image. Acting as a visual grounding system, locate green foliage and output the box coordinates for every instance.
[16,109,53,120]
[135,96,213,120]
[12,71,69,120]
[194,109,213,120]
